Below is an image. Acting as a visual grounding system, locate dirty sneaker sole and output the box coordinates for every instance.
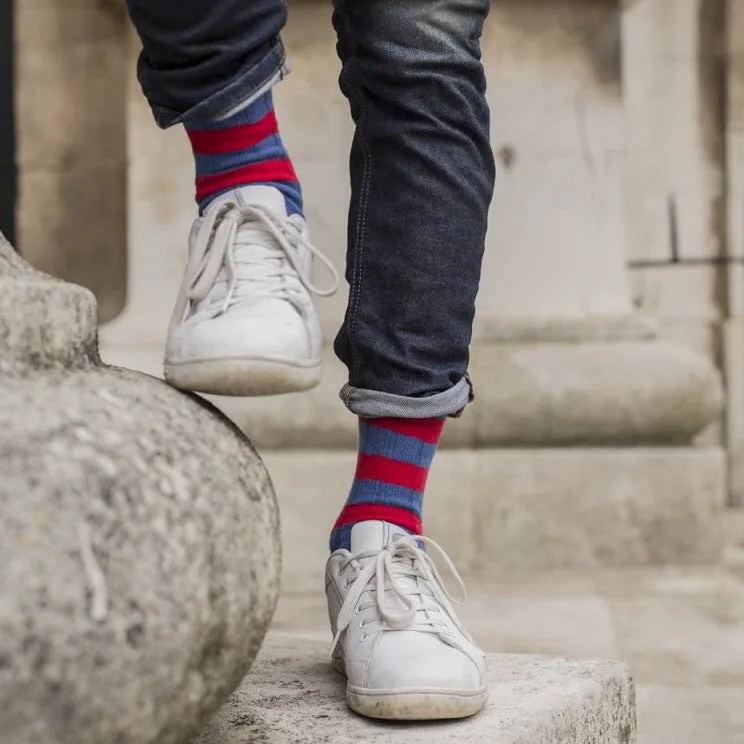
[347,685,488,721]
[164,356,321,397]
[333,657,487,721]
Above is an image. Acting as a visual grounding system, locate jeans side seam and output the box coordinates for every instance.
[338,8,371,386]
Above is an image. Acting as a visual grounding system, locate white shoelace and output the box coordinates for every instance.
[331,536,474,660]
[169,201,339,329]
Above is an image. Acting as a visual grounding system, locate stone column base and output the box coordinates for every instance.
[204,316,723,449]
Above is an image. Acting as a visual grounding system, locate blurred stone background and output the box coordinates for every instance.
[5,1,744,742]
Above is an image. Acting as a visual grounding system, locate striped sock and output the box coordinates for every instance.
[185,91,303,215]
[330,417,445,552]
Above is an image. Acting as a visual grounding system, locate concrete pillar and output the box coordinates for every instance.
[479,0,631,323]
[622,0,726,363]
[14,0,129,322]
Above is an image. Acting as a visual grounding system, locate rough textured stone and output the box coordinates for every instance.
[0,235,281,744]
[193,634,637,744]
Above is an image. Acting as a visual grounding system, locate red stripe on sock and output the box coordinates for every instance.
[333,504,423,535]
[195,159,298,202]
[187,111,279,154]
[368,417,445,445]
[355,453,429,492]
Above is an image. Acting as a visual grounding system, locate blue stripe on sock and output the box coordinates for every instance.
[346,480,423,513]
[193,135,290,176]
[275,183,303,216]
[330,524,353,552]
[359,422,438,469]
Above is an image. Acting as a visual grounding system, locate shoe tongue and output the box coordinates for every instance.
[350,521,409,555]
[215,184,288,219]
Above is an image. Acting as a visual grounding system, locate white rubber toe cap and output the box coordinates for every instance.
[362,631,484,692]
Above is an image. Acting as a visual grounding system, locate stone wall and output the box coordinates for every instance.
[14,0,128,322]
[13,0,734,576]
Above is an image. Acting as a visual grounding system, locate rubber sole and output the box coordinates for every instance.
[163,356,322,397]
[347,686,488,721]
[333,657,487,721]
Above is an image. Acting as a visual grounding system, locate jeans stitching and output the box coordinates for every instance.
[338,7,371,386]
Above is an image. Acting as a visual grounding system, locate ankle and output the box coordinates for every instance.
[330,417,445,552]
[185,91,303,216]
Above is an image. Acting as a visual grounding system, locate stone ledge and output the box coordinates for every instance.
[213,337,723,450]
[470,340,723,446]
[471,447,726,572]
[101,316,722,449]
[193,634,637,744]
[265,447,725,593]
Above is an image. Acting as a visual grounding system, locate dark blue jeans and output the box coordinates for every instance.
[126,0,495,418]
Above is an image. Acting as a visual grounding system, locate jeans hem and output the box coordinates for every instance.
[339,376,473,419]
[149,39,288,128]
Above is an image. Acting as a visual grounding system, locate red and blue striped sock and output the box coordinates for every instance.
[330,417,445,552]
[185,91,302,215]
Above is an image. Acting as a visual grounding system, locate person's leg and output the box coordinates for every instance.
[330,0,494,544]
[125,0,338,396]
[326,0,494,722]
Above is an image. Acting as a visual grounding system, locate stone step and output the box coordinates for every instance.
[723,507,744,582]
[262,448,725,593]
[192,633,636,744]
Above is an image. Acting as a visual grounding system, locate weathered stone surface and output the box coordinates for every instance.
[0,234,281,744]
[266,448,725,594]
[194,634,637,744]
[470,340,723,446]
[472,448,726,571]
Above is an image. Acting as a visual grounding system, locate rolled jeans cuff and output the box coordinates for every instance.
[339,375,474,419]
[147,39,288,128]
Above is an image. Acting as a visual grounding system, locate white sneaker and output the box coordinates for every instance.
[325,521,488,720]
[164,185,338,396]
